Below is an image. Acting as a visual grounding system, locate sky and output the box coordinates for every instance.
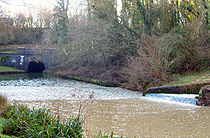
[0,0,87,17]
[0,0,122,17]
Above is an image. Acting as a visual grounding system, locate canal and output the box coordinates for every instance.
[0,73,209,137]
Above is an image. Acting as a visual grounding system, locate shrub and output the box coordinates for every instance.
[122,34,173,91]
[123,20,208,91]
[1,104,83,137]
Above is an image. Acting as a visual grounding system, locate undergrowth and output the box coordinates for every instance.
[0,95,83,137]
[123,20,209,91]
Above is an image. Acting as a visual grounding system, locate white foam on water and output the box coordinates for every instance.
[142,95,199,107]
[0,75,200,108]
[158,93,198,99]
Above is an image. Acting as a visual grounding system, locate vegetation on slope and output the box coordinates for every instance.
[0,66,20,72]
[164,71,210,87]
[48,0,209,91]
[146,70,210,94]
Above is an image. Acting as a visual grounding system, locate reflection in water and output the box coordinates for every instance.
[0,73,210,137]
[27,73,44,79]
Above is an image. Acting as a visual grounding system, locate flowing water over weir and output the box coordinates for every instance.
[0,73,210,137]
[145,93,198,105]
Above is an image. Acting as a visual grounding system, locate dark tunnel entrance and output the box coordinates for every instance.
[28,61,45,73]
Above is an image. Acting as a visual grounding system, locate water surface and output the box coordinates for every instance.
[0,73,209,137]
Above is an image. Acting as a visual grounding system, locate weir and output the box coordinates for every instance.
[145,93,198,105]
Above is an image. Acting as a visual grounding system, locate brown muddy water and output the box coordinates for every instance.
[0,73,210,137]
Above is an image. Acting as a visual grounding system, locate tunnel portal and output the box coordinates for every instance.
[28,61,45,73]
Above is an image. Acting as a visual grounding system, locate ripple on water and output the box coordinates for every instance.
[1,74,210,137]
[0,76,143,101]
[0,75,200,107]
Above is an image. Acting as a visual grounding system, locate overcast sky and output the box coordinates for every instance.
[1,0,122,18]
[0,0,87,16]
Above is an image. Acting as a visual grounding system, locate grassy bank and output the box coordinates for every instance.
[0,66,25,74]
[146,71,210,94]
[163,71,210,87]
[0,66,20,72]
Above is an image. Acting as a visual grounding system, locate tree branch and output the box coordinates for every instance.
[0,0,9,5]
